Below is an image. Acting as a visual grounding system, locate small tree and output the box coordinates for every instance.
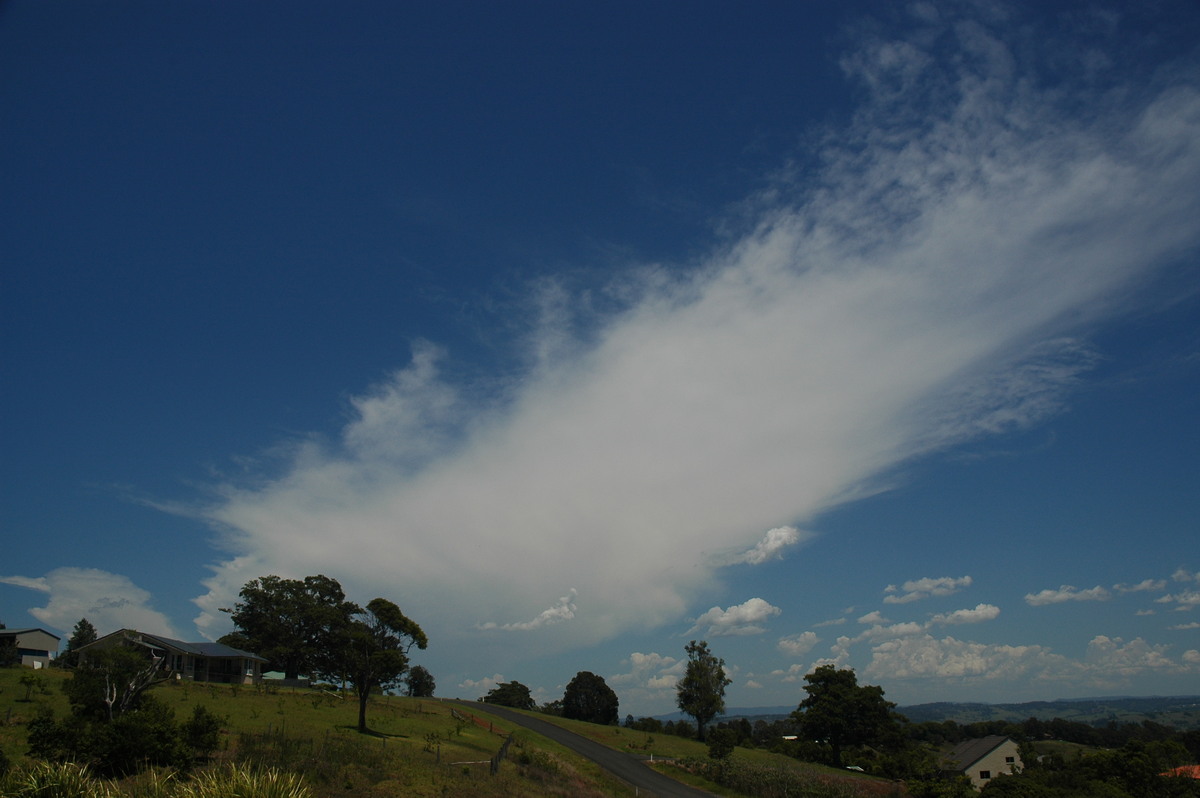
[326,597,428,733]
[65,645,170,721]
[405,664,436,697]
[562,671,619,725]
[482,681,536,709]
[60,618,97,668]
[181,704,226,761]
[707,727,738,760]
[0,622,18,668]
[675,640,731,741]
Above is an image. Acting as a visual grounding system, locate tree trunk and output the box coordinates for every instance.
[357,686,369,732]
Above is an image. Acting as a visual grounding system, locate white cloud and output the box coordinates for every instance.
[884,576,973,604]
[186,7,1200,669]
[478,589,578,631]
[687,598,781,637]
[458,674,505,698]
[0,567,179,638]
[1025,585,1111,606]
[1184,650,1200,665]
[1157,591,1200,611]
[858,611,889,625]
[1114,579,1167,593]
[930,603,1001,625]
[1085,636,1177,675]
[866,634,1069,682]
[729,526,811,565]
[1169,621,1200,630]
[1173,568,1199,583]
[777,631,820,658]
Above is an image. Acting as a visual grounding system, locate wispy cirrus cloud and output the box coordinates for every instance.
[185,4,1200,679]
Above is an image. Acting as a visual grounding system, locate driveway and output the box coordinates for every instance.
[447,700,714,797]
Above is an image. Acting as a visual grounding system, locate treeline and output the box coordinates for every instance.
[621,694,1200,797]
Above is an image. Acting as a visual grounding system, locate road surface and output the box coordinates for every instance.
[447,700,713,797]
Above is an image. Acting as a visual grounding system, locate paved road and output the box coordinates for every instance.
[447,700,713,797]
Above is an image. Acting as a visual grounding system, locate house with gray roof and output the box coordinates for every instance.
[77,629,266,685]
[942,735,1023,790]
[0,627,61,668]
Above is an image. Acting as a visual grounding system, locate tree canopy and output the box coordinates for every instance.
[792,664,902,768]
[562,671,619,725]
[324,597,427,732]
[482,681,536,710]
[60,617,97,667]
[223,574,429,733]
[405,665,436,697]
[676,640,731,741]
[221,574,353,679]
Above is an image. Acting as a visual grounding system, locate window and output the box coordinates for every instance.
[979,770,991,780]
[1005,756,1015,763]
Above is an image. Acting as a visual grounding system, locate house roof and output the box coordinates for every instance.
[0,627,62,640]
[1164,765,1200,779]
[943,735,1015,771]
[80,629,266,662]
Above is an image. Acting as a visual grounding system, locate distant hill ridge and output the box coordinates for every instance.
[652,695,1200,730]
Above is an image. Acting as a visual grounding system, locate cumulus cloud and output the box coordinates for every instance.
[729,526,811,566]
[930,603,1001,625]
[478,589,578,631]
[1114,579,1167,593]
[687,598,781,637]
[459,674,506,698]
[884,576,973,604]
[1025,585,1111,606]
[0,567,179,638]
[186,4,1200,672]
[777,631,820,658]
[858,630,1199,693]
[1157,591,1200,611]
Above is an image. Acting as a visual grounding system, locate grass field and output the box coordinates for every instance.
[0,667,637,796]
[1,666,900,797]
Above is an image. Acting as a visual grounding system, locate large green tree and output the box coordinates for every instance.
[792,664,902,768]
[562,671,619,725]
[675,640,731,741]
[325,597,428,733]
[221,574,354,678]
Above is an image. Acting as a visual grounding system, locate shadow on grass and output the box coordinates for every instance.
[336,724,410,739]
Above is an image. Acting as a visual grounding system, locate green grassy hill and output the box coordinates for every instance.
[0,667,907,796]
[0,667,635,796]
[1,667,901,797]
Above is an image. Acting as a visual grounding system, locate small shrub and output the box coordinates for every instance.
[182,704,226,761]
[182,763,312,798]
[0,760,114,798]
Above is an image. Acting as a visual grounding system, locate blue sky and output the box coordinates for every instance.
[3,0,1199,716]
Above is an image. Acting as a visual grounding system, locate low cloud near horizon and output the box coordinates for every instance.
[183,9,1200,670]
